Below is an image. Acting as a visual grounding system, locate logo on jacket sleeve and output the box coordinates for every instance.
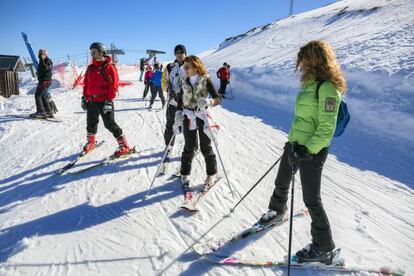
[325,97,336,112]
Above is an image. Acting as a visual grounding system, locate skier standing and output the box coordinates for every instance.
[175,55,221,191]
[31,49,54,118]
[257,40,346,264]
[149,63,166,109]
[139,58,145,82]
[81,42,131,158]
[142,65,153,99]
[216,62,230,98]
[161,44,187,155]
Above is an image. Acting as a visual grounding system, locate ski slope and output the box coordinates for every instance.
[0,69,413,275]
[202,0,414,187]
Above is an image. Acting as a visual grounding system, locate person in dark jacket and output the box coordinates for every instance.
[30,49,54,118]
[139,58,145,82]
[216,62,230,98]
[161,44,187,156]
[175,55,221,191]
[257,40,346,265]
[149,63,165,109]
[81,42,131,158]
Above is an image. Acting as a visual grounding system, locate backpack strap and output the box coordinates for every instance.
[315,80,325,100]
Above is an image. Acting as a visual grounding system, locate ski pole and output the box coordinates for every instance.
[203,109,235,198]
[287,161,298,276]
[145,134,176,198]
[228,155,282,214]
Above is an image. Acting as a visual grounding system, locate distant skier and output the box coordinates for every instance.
[81,42,131,158]
[256,40,346,264]
[216,62,230,98]
[148,63,166,109]
[161,44,187,155]
[142,65,153,99]
[175,55,221,191]
[139,58,145,82]
[30,49,55,118]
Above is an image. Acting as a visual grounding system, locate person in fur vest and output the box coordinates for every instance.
[175,55,221,192]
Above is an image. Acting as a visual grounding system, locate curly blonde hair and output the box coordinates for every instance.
[296,40,346,94]
[184,55,209,77]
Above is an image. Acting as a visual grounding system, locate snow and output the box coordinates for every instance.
[1,0,414,275]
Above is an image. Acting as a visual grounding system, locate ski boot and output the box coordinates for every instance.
[83,134,96,153]
[203,174,218,192]
[181,175,191,198]
[295,243,335,265]
[254,206,287,229]
[30,111,46,118]
[114,135,131,158]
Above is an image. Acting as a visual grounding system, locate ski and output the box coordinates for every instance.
[203,251,405,275]
[193,209,309,255]
[181,176,223,212]
[21,32,39,71]
[6,114,63,123]
[56,141,105,175]
[67,147,138,174]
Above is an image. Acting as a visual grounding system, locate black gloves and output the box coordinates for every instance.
[81,96,88,111]
[103,100,114,114]
[288,143,313,169]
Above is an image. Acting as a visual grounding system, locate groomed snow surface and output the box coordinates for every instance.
[0,68,413,275]
[1,0,414,274]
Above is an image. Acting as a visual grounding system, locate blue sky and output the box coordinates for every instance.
[1,0,336,65]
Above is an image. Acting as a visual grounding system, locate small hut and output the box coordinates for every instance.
[0,55,26,98]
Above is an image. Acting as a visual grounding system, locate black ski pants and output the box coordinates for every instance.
[35,80,52,113]
[86,101,123,138]
[268,142,335,251]
[218,79,228,95]
[164,104,177,147]
[150,85,166,106]
[143,82,152,98]
[180,117,217,176]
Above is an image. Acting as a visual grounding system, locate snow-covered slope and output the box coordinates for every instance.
[202,0,414,187]
[1,0,413,275]
[0,68,413,275]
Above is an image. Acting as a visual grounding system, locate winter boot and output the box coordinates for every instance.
[45,112,54,118]
[181,175,190,186]
[181,175,191,199]
[114,135,131,158]
[203,174,218,192]
[255,206,287,228]
[83,134,96,153]
[295,243,335,265]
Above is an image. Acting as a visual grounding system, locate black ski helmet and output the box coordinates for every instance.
[90,42,107,55]
[174,44,186,55]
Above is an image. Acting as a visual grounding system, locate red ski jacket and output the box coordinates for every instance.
[83,55,119,102]
[144,70,153,83]
[216,67,230,80]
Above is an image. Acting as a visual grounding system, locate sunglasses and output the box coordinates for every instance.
[184,65,192,70]
[175,52,185,55]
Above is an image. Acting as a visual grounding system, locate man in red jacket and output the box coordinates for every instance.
[216,62,230,98]
[81,42,131,158]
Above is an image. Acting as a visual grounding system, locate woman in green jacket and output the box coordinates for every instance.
[257,40,346,264]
